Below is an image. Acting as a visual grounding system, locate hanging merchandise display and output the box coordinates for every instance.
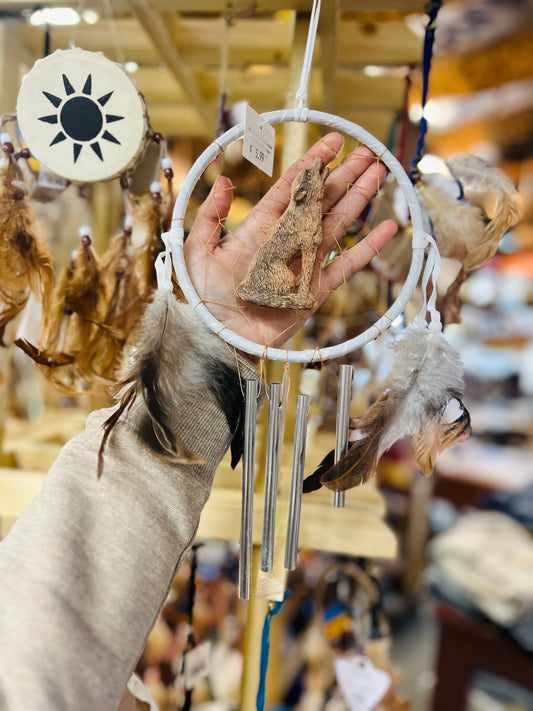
[1,3,500,710]
[3,48,179,397]
[372,0,522,328]
[0,130,54,347]
[414,154,522,323]
[135,19,479,711]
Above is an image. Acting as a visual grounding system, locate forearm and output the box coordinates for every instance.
[0,340,260,710]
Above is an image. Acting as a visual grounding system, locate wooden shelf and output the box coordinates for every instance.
[1,413,396,559]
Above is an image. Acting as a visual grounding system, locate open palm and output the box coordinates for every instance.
[184,132,397,350]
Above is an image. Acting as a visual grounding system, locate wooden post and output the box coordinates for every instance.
[238,14,312,709]
[0,20,27,117]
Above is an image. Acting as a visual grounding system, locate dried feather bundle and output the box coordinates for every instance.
[131,192,167,300]
[15,232,105,394]
[303,327,471,493]
[98,289,246,477]
[417,154,521,323]
[80,228,144,381]
[0,152,54,346]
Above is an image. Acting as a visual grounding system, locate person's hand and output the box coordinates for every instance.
[184,132,397,350]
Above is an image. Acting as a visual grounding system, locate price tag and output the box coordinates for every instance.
[242,103,275,177]
[335,654,391,711]
[183,641,212,690]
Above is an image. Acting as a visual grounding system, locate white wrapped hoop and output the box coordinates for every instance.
[168,109,427,363]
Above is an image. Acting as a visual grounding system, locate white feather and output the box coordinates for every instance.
[380,326,465,452]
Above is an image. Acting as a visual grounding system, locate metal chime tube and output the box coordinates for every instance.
[239,378,259,600]
[334,364,353,508]
[261,382,283,572]
[284,393,310,571]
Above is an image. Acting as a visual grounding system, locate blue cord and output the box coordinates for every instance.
[256,590,290,711]
[409,0,443,180]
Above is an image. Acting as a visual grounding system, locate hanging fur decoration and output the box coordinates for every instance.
[0,134,54,346]
[303,326,471,493]
[98,288,246,478]
[416,154,521,323]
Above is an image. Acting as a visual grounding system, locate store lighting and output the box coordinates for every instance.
[81,8,99,24]
[29,7,80,25]
[363,65,388,77]
[246,64,276,76]
[408,103,423,123]
[408,99,459,131]
[423,98,458,129]
[417,154,448,175]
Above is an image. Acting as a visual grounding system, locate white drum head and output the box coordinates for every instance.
[17,49,148,183]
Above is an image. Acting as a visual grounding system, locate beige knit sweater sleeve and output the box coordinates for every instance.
[0,351,261,710]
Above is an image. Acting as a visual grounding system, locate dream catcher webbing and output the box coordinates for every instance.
[166,108,427,364]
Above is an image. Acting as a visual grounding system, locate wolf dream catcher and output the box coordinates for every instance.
[0,6,493,709]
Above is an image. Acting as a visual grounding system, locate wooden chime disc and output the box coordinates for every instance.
[17,48,149,183]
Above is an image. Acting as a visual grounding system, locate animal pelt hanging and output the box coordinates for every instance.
[416,154,521,324]
[303,326,471,493]
[98,288,246,477]
[0,149,54,346]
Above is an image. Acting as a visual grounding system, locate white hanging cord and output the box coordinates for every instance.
[102,0,127,66]
[219,16,230,99]
[68,0,86,48]
[413,232,442,332]
[295,0,321,120]
[155,234,173,292]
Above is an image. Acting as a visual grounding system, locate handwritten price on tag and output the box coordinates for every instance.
[242,104,275,176]
[250,146,266,163]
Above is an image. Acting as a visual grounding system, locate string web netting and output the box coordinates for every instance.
[169,116,426,368]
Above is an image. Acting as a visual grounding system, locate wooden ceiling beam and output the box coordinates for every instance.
[127,2,216,134]
[0,0,426,11]
[131,1,427,12]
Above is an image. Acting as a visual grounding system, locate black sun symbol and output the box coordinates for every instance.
[39,73,124,164]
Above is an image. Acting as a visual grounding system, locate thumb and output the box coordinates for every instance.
[188,175,233,250]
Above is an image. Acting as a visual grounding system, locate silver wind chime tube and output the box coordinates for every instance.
[260,382,283,573]
[333,364,353,508]
[239,378,259,600]
[284,393,310,571]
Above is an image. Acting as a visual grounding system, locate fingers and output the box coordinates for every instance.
[321,159,388,255]
[322,145,377,213]
[188,175,233,251]
[318,219,398,299]
[255,132,345,219]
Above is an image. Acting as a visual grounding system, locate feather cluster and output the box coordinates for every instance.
[98,289,245,477]
[14,183,172,395]
[303,327,471,493]
[416,154,521,324]
[369,156,521,326]
[0,150,54,347]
